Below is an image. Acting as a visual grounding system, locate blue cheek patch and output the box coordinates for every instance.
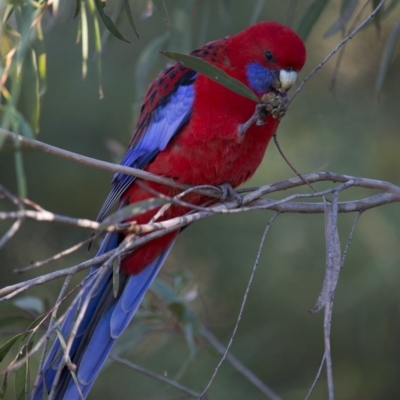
[246,62,276,94]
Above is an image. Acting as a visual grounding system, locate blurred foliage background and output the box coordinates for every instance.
[1,0,400,399]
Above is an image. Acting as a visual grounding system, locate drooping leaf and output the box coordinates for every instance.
[123,0,139,37]
[152,0,169,24]
[161,51,260,103]
[35,22,47,97]
[81,0,89,79]
[375,22,400,97]
[74,0,81,19]
[95,0,130,43]
[372,0,382,34]
[297,0,330,41]
[0,373,8,400]
[14,346,28,400]
[0,333,24,362]
[87,0,104,97]
[324,0,359,37]
[12,134,27,199]
[13,296,44,315]
[22,49,40,133]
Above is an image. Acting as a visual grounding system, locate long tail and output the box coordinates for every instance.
[32,232,174,400]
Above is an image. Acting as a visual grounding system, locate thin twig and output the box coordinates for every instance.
[0,218,23,249]
[0,128,183,190]
[198,212,280,399]
[273,133,320,194]
[304,354,326,400]
[340,211,363,268]
[110,354,202,399]
[289,0,387,104]
[200,326,282,400]
[13,234,100,274]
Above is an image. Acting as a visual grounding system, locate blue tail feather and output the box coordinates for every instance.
[32,232,174,400]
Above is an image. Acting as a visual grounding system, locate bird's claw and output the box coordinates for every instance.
[219,183,243,207]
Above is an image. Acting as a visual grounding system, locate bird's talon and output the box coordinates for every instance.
[219,183,243,207]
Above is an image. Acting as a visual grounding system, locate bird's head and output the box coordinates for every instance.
[227,21,306,96]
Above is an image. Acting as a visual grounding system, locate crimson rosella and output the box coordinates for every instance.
[32,21,306,399]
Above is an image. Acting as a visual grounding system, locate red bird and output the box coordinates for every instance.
[33,21,306,399]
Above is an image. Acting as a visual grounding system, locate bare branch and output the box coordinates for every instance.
[199,212,280,399]
[200,326,282,400]
[304,354,326,400]
[0,128,183,190]
[110,354,202,399]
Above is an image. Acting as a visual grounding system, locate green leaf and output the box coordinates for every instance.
[0,373,8,400]
[375,22,400,97]
[372,0,381,33]
[95,0,130,43]
[161,51,260,103]
[0,334,24,363]
[22,49,40,133]
[13,296,44,315]
[14,346,28,400]
[123,0,139,38]
[152,0,169,24]
[297,0,330,41]
[74,0,81,19]
[81,0,89,79]
[324,0,359,37]
[12,134,27,199]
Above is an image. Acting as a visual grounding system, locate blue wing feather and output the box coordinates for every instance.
[96,71,197,223]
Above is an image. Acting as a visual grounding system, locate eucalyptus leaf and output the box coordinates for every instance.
[0,333,24,363]
[123,0,139,37]
[375,22,400,97]
[74,0,81,19]
[13,296,44,315]
[324,0,359,37]
[95,0,130,43]
[0,374,8,400]
[372,0,382,33]
[14,347,28,400]
[297,0,330,41]
[161,51,260,103]
[152,0,169,24]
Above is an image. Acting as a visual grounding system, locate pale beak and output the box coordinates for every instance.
[271,69,298,92]
[279,69,297,91]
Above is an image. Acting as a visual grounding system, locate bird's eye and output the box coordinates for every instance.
[265,50,274,62]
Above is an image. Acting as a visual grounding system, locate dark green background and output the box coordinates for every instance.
[1,0,400,399]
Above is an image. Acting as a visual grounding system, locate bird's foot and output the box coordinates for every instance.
[237,93,289,141]
[219,183,243,207]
